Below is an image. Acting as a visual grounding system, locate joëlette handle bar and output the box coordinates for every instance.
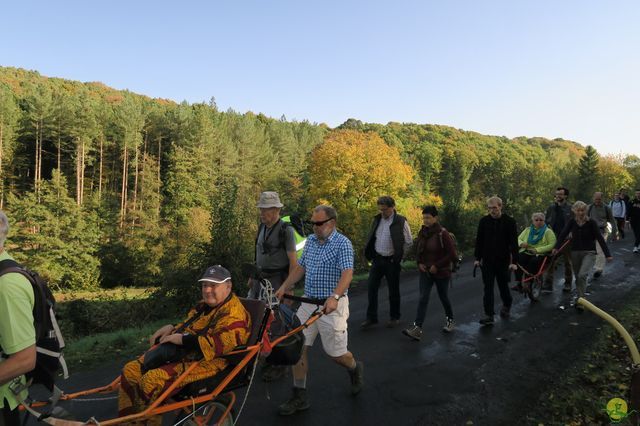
[283,294,327,306]
[472,237,571,279]
[473,264,481,278]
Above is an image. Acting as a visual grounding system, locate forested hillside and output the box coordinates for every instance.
[1,66,638,293]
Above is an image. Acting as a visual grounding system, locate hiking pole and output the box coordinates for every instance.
[576,297,640,424]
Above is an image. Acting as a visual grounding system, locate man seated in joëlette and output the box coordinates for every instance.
[118,265,250,424]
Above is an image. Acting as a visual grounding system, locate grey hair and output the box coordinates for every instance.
[0,211,9,249]
[531,212,545,221]
[487,196,503,206]
[313,205,338,221]
[572,200,588,212]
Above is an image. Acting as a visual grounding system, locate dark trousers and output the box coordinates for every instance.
[544,243,573,286]
[366,256,401,321]
[481,263,512,316]
[0,405,20,426]
[515,252,546,282]
[632,220,640,246]
[414,272,453,327]
[615,217,625,239]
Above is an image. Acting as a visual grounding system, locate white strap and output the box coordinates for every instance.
[36,347,61,357]
[49,307,66,349]
[59,354,69,379]
[35,347,69,379]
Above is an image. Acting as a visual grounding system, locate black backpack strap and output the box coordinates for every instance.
[0,261,48,342]
[0,258,21,276]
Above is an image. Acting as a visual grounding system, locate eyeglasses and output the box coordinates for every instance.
[310,218,334,227]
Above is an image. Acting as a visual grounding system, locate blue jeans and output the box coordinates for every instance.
[414,272,453,327]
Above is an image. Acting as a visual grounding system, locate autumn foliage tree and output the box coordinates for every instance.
[308,130,413,264]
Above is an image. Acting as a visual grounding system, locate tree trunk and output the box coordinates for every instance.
[80,138,85,205]
[34,120,40,195]
[157,136,162,217]
[132,144,139,227]
[98,135,103,200]
[57,124,61,200]
[119,139,128,228]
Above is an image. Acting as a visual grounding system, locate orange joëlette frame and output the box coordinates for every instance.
[518,238,571,283]
[22,309,322,425]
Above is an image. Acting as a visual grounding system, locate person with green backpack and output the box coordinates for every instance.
[248,191,299,382]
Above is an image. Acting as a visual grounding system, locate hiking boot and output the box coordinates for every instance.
[499,306,511,319]
[442,317,455,333]
[593,270,603,278]
[402,325,422,341]
[348,361,364,395]
[261,364,286,382]
[386,319,400,328]
[278,387,310,416]
[360,319,378,329]
[479,316,494,326]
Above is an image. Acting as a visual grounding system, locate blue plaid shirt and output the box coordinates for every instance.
[298,229,354,299]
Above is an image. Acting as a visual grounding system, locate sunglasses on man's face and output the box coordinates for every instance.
[310,218,334,227]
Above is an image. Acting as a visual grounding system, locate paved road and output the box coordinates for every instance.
[30,240,640,425]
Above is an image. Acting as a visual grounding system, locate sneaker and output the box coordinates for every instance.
[479,316,494,326]
[562,286,572,293]
[499,306,510,319]
[633,246,639,253]
[402,325,422,341]
[278,387,310,416]
[261,364,286,382]
[360,319,378,329]
[442,317,455,333]
[348,361,364,395]
[386,319,400,328]
[593,270,602,278]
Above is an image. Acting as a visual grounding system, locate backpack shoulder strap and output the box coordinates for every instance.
[278,219,290,249]
[438,228,445,249]
[254,223,265,260]
[0,259,22,277]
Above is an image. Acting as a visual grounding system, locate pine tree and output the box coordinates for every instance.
[577,145,600,201]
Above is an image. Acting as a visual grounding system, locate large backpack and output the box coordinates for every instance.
[0,260,68,395]
[438,228,462,273]
[255,216,308,261]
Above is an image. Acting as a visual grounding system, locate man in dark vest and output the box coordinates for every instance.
[542,186,573,292]
[361,196,412,328]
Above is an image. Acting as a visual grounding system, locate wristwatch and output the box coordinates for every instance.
[332,294,341,301]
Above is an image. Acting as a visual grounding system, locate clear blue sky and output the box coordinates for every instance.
[2,1,639,155]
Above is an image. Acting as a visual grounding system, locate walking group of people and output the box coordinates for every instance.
[244,188,640,416]
[2,187,640,423]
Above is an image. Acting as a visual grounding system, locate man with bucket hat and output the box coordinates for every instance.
[249,191,297,381]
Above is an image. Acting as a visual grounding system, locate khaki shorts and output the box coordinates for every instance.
[296,297,349,358]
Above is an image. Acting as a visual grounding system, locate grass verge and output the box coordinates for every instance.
[527,288,640,425]
[64,317,180,372]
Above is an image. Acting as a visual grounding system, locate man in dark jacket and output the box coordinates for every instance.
[474,196,519,325]
[629,189,640,253]
[361,196,412,328]
[543,186,574,292]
